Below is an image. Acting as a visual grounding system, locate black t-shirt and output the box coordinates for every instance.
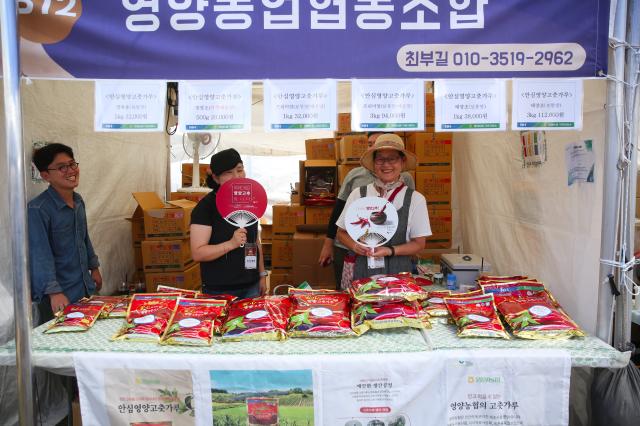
[190,190,259,293]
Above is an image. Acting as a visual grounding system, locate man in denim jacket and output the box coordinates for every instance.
[29,143,102,324]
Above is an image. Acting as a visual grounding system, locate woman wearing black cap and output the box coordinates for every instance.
[190,148,267,299]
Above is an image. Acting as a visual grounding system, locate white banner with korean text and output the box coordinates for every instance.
[94,81,166,132]
[351,79,425,132]
[435,79,507,131]
[75,349,570,425]
[178,80,253,133]
[263,79,337,131]
[512,79,584,131]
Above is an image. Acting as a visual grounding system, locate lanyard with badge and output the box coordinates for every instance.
[216,178,267,270]
[344,184,403,269]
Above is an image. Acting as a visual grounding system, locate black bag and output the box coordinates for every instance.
[591,361,640,426]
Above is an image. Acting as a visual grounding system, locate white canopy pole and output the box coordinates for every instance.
[597,0,628,344]
[620,0,640,349]
[0,2,35,425]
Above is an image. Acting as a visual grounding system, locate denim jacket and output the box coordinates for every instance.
[28,186,99,303]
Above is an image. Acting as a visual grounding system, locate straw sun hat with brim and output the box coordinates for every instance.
[360,133,417,172]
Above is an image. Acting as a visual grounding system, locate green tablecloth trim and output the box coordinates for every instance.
[0,317,629,369]
[423,322,629,368]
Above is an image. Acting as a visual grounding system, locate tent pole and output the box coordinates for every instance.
[620,0,640,350]
[597,0,628,344]
[166,132,172,202]
[0,2,35,426]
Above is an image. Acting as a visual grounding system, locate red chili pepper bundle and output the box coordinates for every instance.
[156,285,200,298]
[221,296,292,342]
[161,297,229,346]
[112,293,180,342]
[351,299,430,335]
[479,282,584,339]
[287,289,355,338]
[443,293,510,339]
[350,273,428,302]
[44,300,105,333]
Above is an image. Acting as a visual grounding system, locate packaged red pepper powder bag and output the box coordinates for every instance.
[351,299,430,335]
[108,296,130,318]
[480,282,585,339]
[421,290,451,317]
[421,289,482,316]
[161,297,228,346]
[112,293,180,342]
[221,296,292,342]
[287,289,355,338]
[45,300,105,333]
[156,285,200,298]
[247,397,278,426]
[350,273,428,302]
[477,275,530,282]
[195,293,237,303]
[443,293,510,339]
[85,295,126,319]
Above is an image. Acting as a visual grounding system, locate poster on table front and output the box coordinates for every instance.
[178,81,252,133]
[434,79,507,131]
[351,79,425,132]
[444,350,571,426]
[210,369,315,426]
[94,80,166,132]
[263,79,337,131]
[512,79,584,131]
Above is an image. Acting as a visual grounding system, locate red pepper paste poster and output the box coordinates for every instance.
[209,369,314,426]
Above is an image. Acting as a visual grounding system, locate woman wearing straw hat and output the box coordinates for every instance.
[317,132,415,286]
[336,134,431,280]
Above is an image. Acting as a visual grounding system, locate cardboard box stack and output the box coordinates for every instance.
[130,192,200,292]
[292,231,336,289]
[181,163,209,188]
[170,191,209,204]
[406,93,454,252]
[270,204,306,288]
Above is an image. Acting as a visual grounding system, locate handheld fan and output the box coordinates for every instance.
[216,178,268,246]
[345,197,398,248]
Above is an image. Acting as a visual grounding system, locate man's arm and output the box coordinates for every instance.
[318,198,347,265]
[28,206,63,306]
[83,211,102,291]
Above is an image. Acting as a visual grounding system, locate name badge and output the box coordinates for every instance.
[367,255,385,269]
[244,243,257,270]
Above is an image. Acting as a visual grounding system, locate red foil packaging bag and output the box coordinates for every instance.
[480,282,585,339]
[288,289,355,338]
[112,293,180,342]
[221,296,291,342]
[351,299,430,335]
[161,297,229,346]
[45,300,105,333]
[350,273,428,302]
[443,293,510,339]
